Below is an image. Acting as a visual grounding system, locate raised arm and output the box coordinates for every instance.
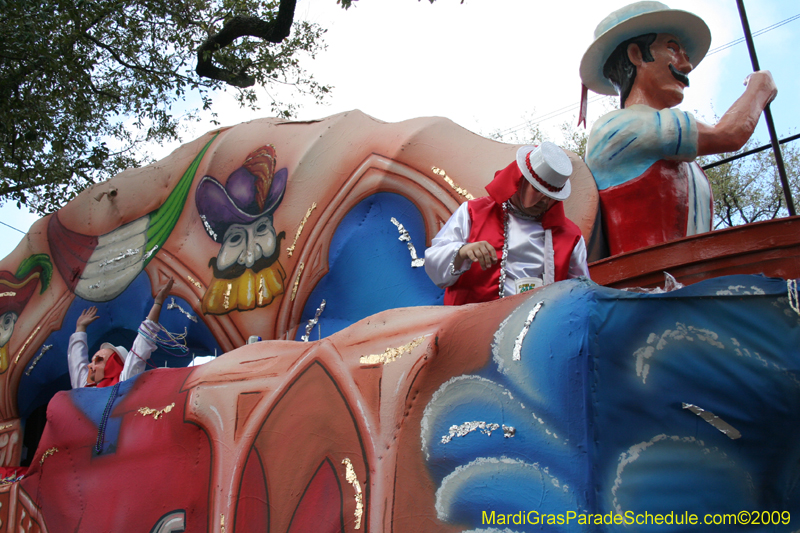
[696,70,777,156]
[75,307,100,333]
[69,307,100,388]
[146,278,174,323]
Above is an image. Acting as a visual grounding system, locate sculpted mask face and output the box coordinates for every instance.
[0,312,17,348]
[216,215,277,272]
[630,33,693,109]
[202,212,286,315]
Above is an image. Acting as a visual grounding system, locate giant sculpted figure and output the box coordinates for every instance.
[581,1,777,256]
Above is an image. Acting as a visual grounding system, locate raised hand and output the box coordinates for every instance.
[154,278,174,306]
[148,278,174,323]
[76,307,100,333]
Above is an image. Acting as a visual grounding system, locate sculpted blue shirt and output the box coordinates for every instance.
[585,104,712,238]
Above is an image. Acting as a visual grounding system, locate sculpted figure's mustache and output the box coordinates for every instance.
[209,231,286,279]
[669,64,690,87]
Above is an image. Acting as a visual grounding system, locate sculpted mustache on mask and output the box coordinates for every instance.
[209,231,286,279]
[669,64,690,86]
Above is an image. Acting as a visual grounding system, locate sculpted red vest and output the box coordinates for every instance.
[599,160,713,256]
[443,198,582,306]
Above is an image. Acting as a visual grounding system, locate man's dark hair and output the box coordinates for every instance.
[602,33,657,108]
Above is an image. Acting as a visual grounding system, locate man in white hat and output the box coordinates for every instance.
[425,143,590,305]
[580,1,777,256]
[68,279,173,388]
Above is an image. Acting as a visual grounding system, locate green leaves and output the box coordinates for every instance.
[0,0,330,215]
[701,137,800,228]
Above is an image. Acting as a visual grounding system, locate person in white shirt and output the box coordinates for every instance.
[68,279,173,388]
[425,143,589,305]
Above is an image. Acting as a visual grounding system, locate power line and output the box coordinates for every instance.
[707,13,800,56]
[496,12,800,138]
[495,94,613,138]
[0,220,25,234]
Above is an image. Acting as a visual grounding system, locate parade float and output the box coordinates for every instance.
[0,1,798,531]
[0,110,793,533]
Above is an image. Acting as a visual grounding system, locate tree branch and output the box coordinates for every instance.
[80,31,185,81]
[196,0,297,87]
[0,177,53,196]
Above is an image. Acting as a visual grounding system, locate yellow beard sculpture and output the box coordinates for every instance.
[202,261,286,315]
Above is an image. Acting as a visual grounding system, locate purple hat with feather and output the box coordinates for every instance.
[196,145,288,242]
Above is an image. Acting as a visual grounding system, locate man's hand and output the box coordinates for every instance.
[154,278,174,306]
[76,307,100,333]
[455,241,498,271]
[148,278,174,323]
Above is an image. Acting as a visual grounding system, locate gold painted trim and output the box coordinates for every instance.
[287,202,317,258]
[342,458,364,529]
[432,166,474,200]
[137,403,176,420]
[40,447,58,465]
[360,336,426,366]
[223,283,232,310]
[14,325,41,365]
[290,262,304,302]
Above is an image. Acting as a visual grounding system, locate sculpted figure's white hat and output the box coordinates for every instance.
[580,1,711,95]
[516,142,573,201]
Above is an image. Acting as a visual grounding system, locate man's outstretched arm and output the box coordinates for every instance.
[697,70,777,156]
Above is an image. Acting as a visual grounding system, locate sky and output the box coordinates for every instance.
[1,0,797,258]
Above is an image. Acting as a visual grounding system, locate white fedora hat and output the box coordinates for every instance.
[516,143,573,201]
[99,342,128,361]
[580,1,711,95]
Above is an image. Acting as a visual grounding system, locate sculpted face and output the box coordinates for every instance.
[630,33,693,109]
[512,180,557,218]
[87,348,115,385]
[202,212,286,315]
[216,215,277,271]
[0,312,17,348]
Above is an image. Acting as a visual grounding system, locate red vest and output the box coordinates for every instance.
[599,160,713,255]
[443,197,582,306]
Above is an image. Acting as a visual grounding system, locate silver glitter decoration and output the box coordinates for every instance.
[512,301,543,361]
[25,344,52,376]
[682,402,741,440]
[449,246,464,276]
[498,201,511,299]
[390,217,425,267]
[789,280,800,316]
[88,283,101,290]
[440,421,516,444]
[143,245,159,260]
[200,215,218,241]
[166,297,198,323]
[301,300,326,342]
[98,248,140,270]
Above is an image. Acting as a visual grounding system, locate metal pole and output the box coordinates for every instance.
[702,132,800,171]
[735,0,796,216]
